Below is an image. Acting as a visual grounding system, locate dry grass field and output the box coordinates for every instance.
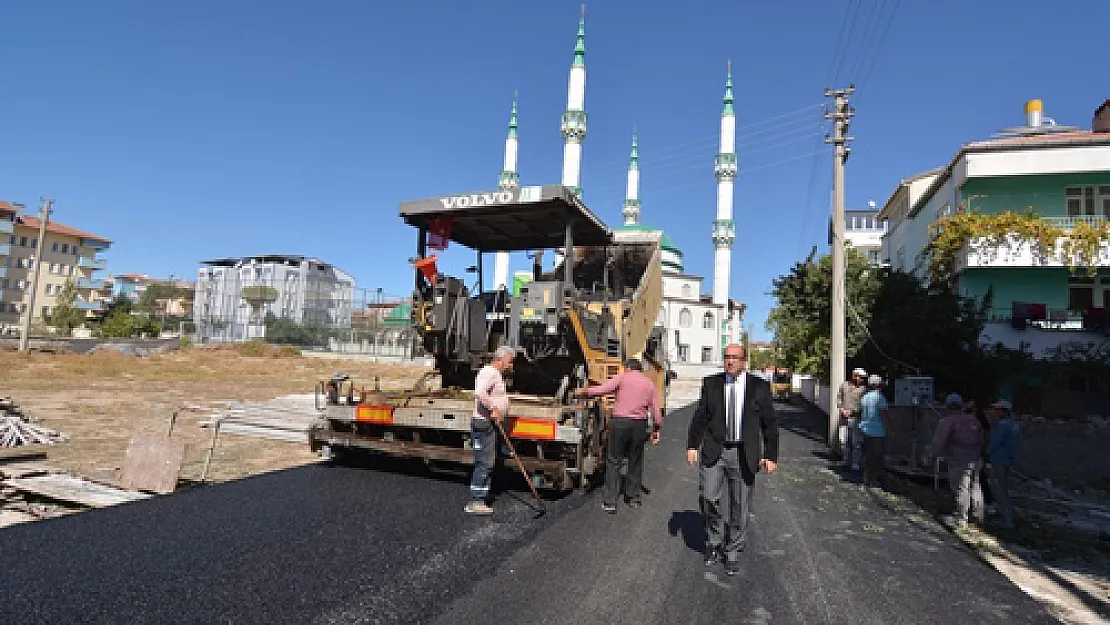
[0,345,430,483]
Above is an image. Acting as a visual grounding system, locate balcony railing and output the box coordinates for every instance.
[76,278,109,290]
[0,220,13,234]
[0,243,10,256]
[74,298,105,311]
[0,267,7,279]
[77,257,107,270]
[1042,215,1108,230]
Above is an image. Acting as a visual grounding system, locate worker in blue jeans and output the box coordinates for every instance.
[985,399,1020,529]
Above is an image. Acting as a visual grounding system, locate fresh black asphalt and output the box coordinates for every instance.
[0,401,1056,624]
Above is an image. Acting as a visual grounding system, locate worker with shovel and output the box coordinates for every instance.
[466,346,516,516]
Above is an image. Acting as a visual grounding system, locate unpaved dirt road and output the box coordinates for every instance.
[0,346,429,482]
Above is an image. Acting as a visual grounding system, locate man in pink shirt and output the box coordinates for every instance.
[925,392,985,529]
[574,358,662,513]
[466,346,515,516]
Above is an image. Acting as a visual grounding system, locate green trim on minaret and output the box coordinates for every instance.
[572,5,585,67]
[629,129,639,169]
[723,60,734,116]
[508,93,518,139]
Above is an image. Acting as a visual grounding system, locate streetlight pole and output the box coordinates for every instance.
[19,198,53,353]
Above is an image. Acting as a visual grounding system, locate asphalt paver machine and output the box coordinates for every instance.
[308,185,667,491]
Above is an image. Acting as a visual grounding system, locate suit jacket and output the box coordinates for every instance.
[687,371,779,475]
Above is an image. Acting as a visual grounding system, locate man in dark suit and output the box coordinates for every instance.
[686,343,779,576]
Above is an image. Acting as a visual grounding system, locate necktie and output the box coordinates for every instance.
[727,379,737,442]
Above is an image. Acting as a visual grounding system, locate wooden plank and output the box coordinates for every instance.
[0,460,56,479]
[217,423,308,444]
[0,445,50,462]
[0,509,38,528]
[118,433,186,495]
[7,474,150,508]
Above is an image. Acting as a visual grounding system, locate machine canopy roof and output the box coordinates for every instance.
[398,185,612,252]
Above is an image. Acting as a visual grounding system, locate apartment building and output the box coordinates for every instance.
[877,98,1110,355]
[830,207,889,266]
[0,201,112,334]
[193,254,355,342]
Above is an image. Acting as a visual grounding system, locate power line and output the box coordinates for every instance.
[587,118,822,178]
[840,0,883,84]
[845,294,920,374]
[853,0,903,107]
[831,0,864,87]
[584,102,823,172]
[585,147,827,200]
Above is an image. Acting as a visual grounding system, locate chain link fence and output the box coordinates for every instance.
[190,280,427,360]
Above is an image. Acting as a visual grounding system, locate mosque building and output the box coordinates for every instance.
[491,8,744,365]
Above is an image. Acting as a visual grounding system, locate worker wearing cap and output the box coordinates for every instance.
[926,392,985,529]
[574,358,663,513]
[985,399,1020,529]
[858,374,890,488]
[837,368,867,470]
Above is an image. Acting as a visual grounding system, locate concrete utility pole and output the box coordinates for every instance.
[19,197,54,353]
[825,85,854,446]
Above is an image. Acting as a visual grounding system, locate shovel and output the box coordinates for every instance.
[492,417,547,516]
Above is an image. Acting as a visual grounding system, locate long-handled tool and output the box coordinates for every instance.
[492,418,546,516]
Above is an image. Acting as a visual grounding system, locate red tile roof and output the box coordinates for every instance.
[19,215,112,244]
[0,201,16,215]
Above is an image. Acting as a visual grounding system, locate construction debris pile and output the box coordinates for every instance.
[1,397,65,447]
[0,445,150,528]
[198,394,320,444]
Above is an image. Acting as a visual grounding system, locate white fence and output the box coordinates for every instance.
[794,374,831,415]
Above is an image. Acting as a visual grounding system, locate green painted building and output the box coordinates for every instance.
[880,100,1110,355]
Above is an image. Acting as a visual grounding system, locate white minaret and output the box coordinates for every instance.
[493,94,519,291]
[622,130,640,226]
[712,63,737,336]
[560,6,587,199]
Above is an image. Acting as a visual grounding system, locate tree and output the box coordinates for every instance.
[49,278,84,335]
[136,284,186,316]
[854,270,990,396]
[765,247,881,382]
[749,348,775,371]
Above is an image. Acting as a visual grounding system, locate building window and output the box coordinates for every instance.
[52,242,58,252]
[681,284,691,298]
[677,344,690,362]
[702,311,715,329]
[1069,276,1095,311]
[45,284,53,295]
[19,236,27,247]
[1066,186,1110,218]
[701,347,713,363]
[61,243,69,254]
[867,250,880,264]
[30,238,37,249]
[895,246,906,271]
[678,308,692,327]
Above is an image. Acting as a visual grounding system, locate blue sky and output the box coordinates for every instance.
[1,0,1105,340]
